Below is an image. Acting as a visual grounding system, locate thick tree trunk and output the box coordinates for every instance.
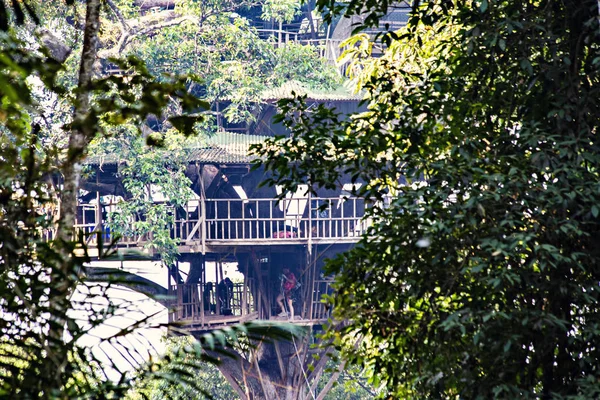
[57,0,101,242]
[48,0,102,388]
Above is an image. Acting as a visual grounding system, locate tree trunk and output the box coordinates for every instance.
[208,333,335,400]
[57,0,101,242]
[48,0,102,388]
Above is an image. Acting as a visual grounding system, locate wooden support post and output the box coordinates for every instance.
[202,259,207,326]
[95,171,102,240]
[201,198,206,255]
[177,282,183,320]
[219,260,228,315]
[251,251,270,320]
[215,261,220,316]
[199,279,204,327]
[167,265,172,323]
[267,247,272,317]
[278,21,282,46]
[199,171,207,255]
[274,341,287,382]
[215,363,247,400]
[307,246,314,321]
[242,257,248,316]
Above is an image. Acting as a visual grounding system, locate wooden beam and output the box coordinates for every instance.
[216,362,248,400]
[274,341,287,382]
[316,361,346,400]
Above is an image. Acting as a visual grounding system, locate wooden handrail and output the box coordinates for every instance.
[49,196,386,248]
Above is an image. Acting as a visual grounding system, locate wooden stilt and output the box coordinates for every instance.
[242,257,249,316]
[274,341,286,382]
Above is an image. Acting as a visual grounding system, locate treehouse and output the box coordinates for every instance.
[75,136,369,331]
[71,82,372,334]
[69,151,371,398]
[42,3,412,397]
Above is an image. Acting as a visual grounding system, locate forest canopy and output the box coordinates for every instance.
[254,0,600,398]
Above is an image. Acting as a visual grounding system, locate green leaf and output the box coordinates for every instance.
[480,0,488,13]
[498,38,506,51]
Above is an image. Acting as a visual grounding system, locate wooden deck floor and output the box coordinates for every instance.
[172,312,329,333]
[172,311,260,331]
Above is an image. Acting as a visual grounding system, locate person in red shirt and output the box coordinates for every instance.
[277,268,297,319]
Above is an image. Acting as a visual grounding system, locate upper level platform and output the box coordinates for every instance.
[52,196,372,256]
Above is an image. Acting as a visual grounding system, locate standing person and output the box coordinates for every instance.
[218,277,234,315]
[277,268,297,319]
[203,282,215,314]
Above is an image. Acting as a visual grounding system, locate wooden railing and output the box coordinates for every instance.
[254,29,343,62]
[255,28,327,44]
[308,279,334,322]
[66,196,373,249]
[168,282,256,325]
[169,278,334,325]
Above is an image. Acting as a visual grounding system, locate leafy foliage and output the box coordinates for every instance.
[0,1,343,397]
[130,336,379,400]
[91,127,194,267]
[0,5,309,398]
[253,0,600,398]
[128,12,340,123]
[91,0,340,267]
[0,22,208,396]
[261,0,301,24]
[129,322,307,399]
[0,0,43,31]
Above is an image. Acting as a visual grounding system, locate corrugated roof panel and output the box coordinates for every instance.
[260,80,363,102]
[86,132,269,166]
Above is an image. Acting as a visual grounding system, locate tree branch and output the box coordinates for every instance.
[99,0,264,60]
[106,0,129,32]
[99,11,200,59]
[315,361,346,400]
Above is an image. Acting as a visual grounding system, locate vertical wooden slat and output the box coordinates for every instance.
[177,284,183,321]
[269,200,273,239]
[227,200,231,239]
[242,258,248,316]
[327,201,331,238]
[199,282,204,325]
[215,261,221,316]
[241,199,245,239]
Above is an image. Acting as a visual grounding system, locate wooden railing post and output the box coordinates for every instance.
[199,282,204,327]
[200,197,206,254]
[308,191,313,252]
[95,191,102,244]
[242,258,249,316]
[177,284,183,321]
[278,21,282,46]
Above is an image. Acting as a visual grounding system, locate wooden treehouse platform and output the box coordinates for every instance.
[58,196,370,256]
[44,195,367,331]
[167,275,335,332]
